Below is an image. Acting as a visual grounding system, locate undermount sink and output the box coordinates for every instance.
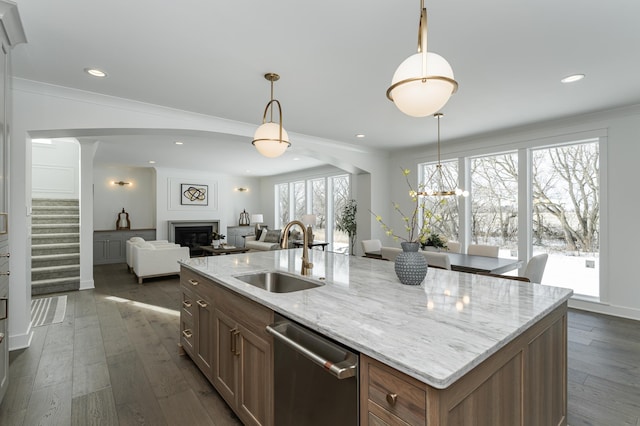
[235,271,323,293]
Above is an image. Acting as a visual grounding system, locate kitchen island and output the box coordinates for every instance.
[179,249,572,425]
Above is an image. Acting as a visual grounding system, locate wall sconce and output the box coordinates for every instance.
[113,181,131,186]
[235,187,249,192]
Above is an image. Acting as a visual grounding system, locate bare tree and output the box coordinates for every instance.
[533,143,599,252]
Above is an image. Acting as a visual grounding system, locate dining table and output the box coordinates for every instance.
[446,252,524,274]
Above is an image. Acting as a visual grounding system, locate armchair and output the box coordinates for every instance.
[132,242,189,283]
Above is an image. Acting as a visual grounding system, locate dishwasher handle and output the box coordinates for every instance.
[266,321,358,380]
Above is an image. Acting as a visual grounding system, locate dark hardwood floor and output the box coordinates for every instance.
[0,263,638,425]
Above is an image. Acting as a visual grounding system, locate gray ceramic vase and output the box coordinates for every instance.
[394,242,428,285]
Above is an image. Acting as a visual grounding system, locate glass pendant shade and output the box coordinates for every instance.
[252,122,290,158]
[388,52,456,117]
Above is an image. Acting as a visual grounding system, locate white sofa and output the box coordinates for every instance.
[131,242,190,284]
[126,237,176,272]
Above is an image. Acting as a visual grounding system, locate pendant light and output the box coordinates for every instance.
[252,73,291,158]
[419,113,468,197]
[386,0,458,117]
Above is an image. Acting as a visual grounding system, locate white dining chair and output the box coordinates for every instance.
[446,241,460,253]
[423,252,451,270]
[361,239,382,258]
[467,244,499,258]
[523,253,549,283]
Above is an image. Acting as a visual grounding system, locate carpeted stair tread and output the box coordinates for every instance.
[32,264,80,273]
[32,253,80,261]
[32,198,79,206]
[31,277,80,296]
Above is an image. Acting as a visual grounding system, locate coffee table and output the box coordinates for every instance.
[200,246,250,256]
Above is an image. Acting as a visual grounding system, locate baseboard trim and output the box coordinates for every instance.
[569,298,640,321]
[9,326,34,351]
[80,279,94,290]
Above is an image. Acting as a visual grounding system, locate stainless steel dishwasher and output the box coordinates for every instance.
[266,313,359,425]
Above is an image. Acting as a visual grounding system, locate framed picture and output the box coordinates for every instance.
[181,183,208,206]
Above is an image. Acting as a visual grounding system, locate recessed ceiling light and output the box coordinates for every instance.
[148,160,156,164]
[355,134,365,138]
[174,141,183,145]
[84,68,107,78]
[293,157,300,161]
[561,74,585,84]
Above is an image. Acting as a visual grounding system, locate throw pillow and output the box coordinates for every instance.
[130,237,145,243]
[258,228,268,242]
[263,230,281,243]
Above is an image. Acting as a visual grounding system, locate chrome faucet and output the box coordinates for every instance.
[281,220,314,276]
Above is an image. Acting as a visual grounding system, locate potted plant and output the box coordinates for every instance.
[336,199,357,255]
[421,233,448,251]
[212,231,226,248]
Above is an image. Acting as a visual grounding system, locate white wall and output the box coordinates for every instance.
[10,79,386,350]
[389,105,640,320]
[93,165,155,230]
[32,138,79,199]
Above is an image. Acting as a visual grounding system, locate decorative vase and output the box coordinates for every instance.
[213,240,220,248]
[394,242,428,286]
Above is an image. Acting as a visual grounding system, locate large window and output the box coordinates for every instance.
[531,142,599,296]
[275,173,350,252]
[418,139,600,298]
[471,152,518,258]
[332,175,351,253]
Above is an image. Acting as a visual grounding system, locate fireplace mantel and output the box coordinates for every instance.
[168,220,219,243]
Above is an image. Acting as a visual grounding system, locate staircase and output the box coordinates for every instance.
[31,199,80,295]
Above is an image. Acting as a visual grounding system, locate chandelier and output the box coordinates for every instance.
[419,113,468,197]
[252,73,291,158]
[386,0,458,117]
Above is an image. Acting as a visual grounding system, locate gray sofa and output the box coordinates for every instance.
[244,234,281,251]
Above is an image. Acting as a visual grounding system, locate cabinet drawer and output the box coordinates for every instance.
[181,267,215,301]
[367,359,426,425]
[181,313,195,356]
[214,283,273,336]
[181,289,195,318]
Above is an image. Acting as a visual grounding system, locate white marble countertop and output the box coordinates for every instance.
[180,249,572,389]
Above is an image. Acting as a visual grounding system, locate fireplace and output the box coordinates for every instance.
[168,220,219,256]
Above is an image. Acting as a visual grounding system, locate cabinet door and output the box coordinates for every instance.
[214,308,238,407]
[194,292,213,378]
[237,324,272,426]
[93,240,106,263]
[106,239,122,260]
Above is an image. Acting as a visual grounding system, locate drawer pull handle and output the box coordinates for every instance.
[386,393,398,406]
[0,271,9,276]
[182,301,192,308]
[196,300,208,308]
[182,329,193,338]
[188,279,199,286]
[0,253,9,258]
[233,329,241,356]
[230,328,237,354]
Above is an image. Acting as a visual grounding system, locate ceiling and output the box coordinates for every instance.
[11,0,640,176]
